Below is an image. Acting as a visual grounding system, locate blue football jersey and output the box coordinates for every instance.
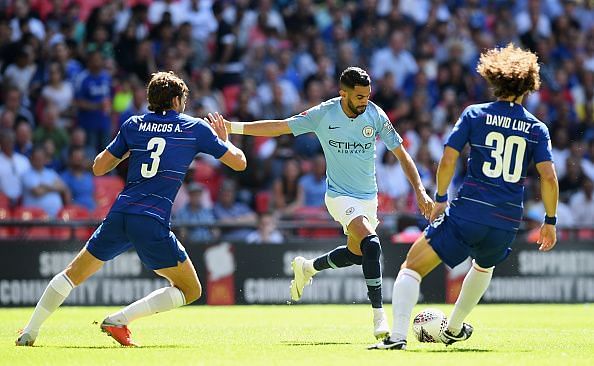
[106,110,228,226]
[446,101,553,231]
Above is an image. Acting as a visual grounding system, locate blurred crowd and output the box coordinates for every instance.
[0,0,593,243]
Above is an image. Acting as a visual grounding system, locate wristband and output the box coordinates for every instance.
[544,215,557,225]
[435,193,448,203]
[229,122,245,134]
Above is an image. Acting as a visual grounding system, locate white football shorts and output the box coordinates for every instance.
[324,194,379,235]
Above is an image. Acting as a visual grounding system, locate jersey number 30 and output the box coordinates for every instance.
[482,132,526,183]
[141,137,166,178]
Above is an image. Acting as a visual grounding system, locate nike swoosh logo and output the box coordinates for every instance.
[328,126,340,129]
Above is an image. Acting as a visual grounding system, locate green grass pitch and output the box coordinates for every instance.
[3,304,594,366]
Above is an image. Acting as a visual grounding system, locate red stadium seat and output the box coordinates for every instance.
[294,206,341,238]
[53,205,92,241]
[0,207,12,237]
[377,193,396,214]
[255,191,271,214]
[0,192,10,209]
[12,206,51,239]
[94,175,125,215]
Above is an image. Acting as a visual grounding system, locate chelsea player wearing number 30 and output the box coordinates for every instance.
[16,71,247,347]
[209,67,434,341]
[370,44,559,350]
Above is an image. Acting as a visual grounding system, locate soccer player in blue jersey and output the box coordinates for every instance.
[209,67,434,340]
[370,44,559,350]
[16,71,247,347]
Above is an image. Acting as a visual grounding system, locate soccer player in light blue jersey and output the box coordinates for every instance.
[210,67,434,340]
[370,44,559,350]
[16,71,247,347]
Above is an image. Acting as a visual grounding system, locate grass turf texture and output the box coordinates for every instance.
[3,304,594,366]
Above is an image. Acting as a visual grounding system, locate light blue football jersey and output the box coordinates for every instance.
[287,97,403,199]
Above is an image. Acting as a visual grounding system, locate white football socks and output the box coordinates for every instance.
[447,260,493,334]
[391,268,421,341]
[23,271,75,338]
[106,287,186,325]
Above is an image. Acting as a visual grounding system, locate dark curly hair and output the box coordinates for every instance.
[147,71,189,112]
[477,43,541,100]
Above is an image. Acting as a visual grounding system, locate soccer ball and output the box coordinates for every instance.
[412,308,448,343]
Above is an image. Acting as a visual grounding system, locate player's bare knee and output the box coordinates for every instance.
[181,282,202,304]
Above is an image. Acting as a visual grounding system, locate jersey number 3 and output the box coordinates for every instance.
[482,132,526,183]
[141,137,166,178]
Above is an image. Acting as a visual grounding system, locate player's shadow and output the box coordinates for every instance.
[281,341,361,346]
[41,344,195,349]
[408,348,492,353]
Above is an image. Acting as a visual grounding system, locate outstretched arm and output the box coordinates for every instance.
[392,145,434,219]
[213,116,292,137]
[430,146,459,221]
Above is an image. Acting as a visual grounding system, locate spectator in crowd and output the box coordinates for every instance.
[74,51,112,154]
[118,80,149,126]
[40,62,74,128]
[298,154,326,208]
[174,182,217,243]
[33,103,69,160]
[0,87,34,125]
[569,177,594,228]
[60,147,95,211]
[14,119,33,157]
[559,156,585,201]
[376,147,410,210]
[272,158,303,216]
[213,180,257,241]
[3,45,37,96]
[246,212,284,244]
[0,128,30,205]
[21,146,70,218]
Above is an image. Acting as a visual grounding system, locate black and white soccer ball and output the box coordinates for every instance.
[412,308,448,343]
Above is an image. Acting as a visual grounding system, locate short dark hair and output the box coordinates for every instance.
[147,71,189,113]
[339,67,371,90]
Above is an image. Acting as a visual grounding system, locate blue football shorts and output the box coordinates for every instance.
[424,213,516,268]
[86,211,187,270]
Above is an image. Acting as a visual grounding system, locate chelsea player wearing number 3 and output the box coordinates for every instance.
[370,44,559,350]
[209,67,434,340]
[16,71,247,347]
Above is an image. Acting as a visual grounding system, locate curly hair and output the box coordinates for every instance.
[476,43,541,100]
[146,71,189,112]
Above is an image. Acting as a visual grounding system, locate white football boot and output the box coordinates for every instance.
[373,309,391,340]
[290,256,314,301]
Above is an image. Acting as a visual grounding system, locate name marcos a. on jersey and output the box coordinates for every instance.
[106,110,228,225]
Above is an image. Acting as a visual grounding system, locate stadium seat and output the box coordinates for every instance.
[222,85,241,114]
[294,206,341,238]
[12,206,51,239]
[377,193,396,214]
[0,192,10,209]
[0,207,12,237]
[255,191,271,214]
[53,205,92,241]
[192,159,223,201]
[94,175,125,215]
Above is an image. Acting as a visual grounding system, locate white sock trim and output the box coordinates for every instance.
[49,271,75,297]
[398,268,422,282]
[170,287,186,307]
